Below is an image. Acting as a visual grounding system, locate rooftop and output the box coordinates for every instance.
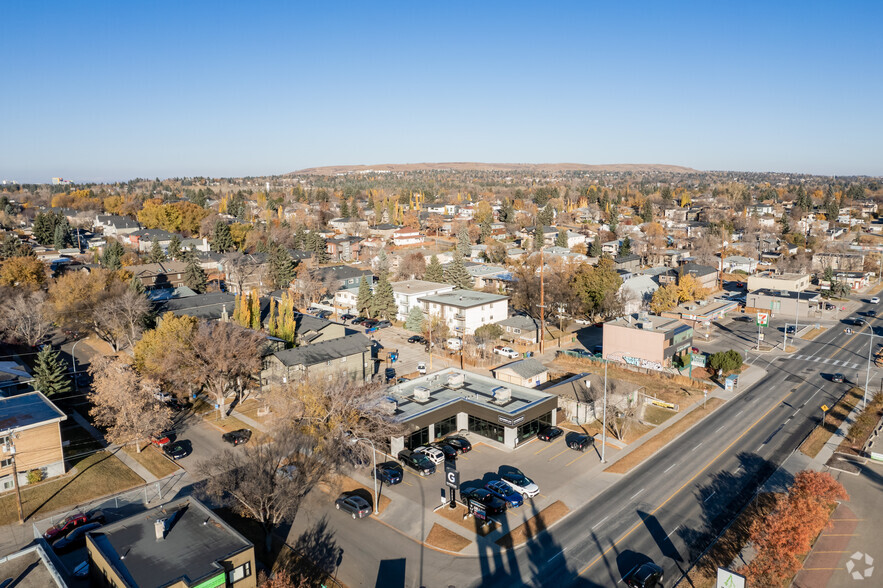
[492,358,548,379]
[387,368,555,422]
[272,333,371,367]
[87,497,252,588]
[751,289,821,301]
[0,543,67,588]
[605,313,689,333]
[391,279,453,295]
[0,392,66,435]
[418,289,509,308]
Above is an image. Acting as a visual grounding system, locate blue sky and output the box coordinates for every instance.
[2,1,881,182]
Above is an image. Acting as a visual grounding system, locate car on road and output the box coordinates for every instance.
[832,373,845,383]
[500,468,539,498]
[408,335,427,344]
[493,345,519,359]
[222,429,252,446]
[443,436,472,454]
[316,310,332,320]
[362,318,379,329]
[397,449,436,476]
[374,462,404,485]
[786,325,796,334]
[853,317,867,326]
[537,426,563,442]
[868,310,878,318]
[485,480,524,508]
[52,522,103,554]
[340,313,356,321]
[566,432,594,451]
[43,513,88,541]
[460,488,508,515]
[334,493,372,519]
[417,361,427,375]
[413,445,445,466]
[872,297,880,304]
[574,317,592,325]
[375,320,392,329]
[163,441,191,460]
[625,561,664,587]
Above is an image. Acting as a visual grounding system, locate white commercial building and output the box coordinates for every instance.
[418,290,509,336]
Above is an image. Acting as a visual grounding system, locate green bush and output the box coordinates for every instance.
[26,469,44,485]
[708,350,743,377]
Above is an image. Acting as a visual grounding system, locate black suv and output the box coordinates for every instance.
[397,449,436,476]
[566,432,593,451]
[222,429,252,446]
[408,335,427,344]
[461,488,507,515]
[443,436,472,454]
[625,562,664,587]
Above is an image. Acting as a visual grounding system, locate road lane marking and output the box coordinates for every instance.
[666,524,680,538]
[704,491,716,502]
[630,488,645,500]
[691,442,703,452]
[549,549,566,561]
[592,516,609,530]
[663,463,678,473]
[736,410,744,416]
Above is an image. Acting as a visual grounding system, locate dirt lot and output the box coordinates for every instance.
[425,523,472,552]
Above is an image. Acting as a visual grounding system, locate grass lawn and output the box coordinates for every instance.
[435,503,500,536]
[800,387,863,458]
[495,501,570,549]
[801,327,827,341]
[838,393,883,455]
[425,523,472,552]
[605,398,725,474]
[642,404,679,426]
[0,451,145,525]
[121,445,181,479]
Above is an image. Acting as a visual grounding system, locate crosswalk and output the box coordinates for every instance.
[787,354,860,369]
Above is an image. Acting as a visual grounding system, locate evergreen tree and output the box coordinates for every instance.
[370,273,397,320]
[293,225,307,250]
[308,232,328,264]
[534,224,545,251]
[340,199,349,218]
[32,212,55,246]
[619,236,632,257]
[212,221,234,253]
[33,346,71,397]
[444,251,473,290]
[498,199,515,223]
[376,249,389,277]
[130,275,146,295]
[183,251,206,293]
[640,200,654,223]
[780,214,791,237]
[424,255,444,282]
[148,239,166,263]
[101,241,125,270]
[268,244,296,290]
[457,228,472,256]
[479,217,492,244]
[555,229,568,249]
[404,305,425,332]
[357,277,373,317]
[53,223,71,250]
[589,238,602,257]
[167,234,182,260]
[226,191,246,219]
[537,203,554,226]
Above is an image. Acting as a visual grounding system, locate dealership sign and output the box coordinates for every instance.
[498,415,525,426]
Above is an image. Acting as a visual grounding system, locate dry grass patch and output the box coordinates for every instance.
[838,393,883,455]
[235,399,274,425]
[800,387,863,458]
[801,327,826,341]
[425,523,472,552]
[435,503,500,536]
[319,474,392,514]
[0,451,145,525]
[495,501,570,549]
[121,445,181,479]
[605,398,725,474]
[642,404,679,426]
[558,420,604,437]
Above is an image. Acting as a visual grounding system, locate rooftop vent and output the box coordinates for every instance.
[154,518,166,541]
[491,386,512,404]
[413,387,431,403]
[640,320,653,331]
[445,373,465,390]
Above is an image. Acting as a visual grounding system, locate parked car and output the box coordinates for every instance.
[222,429,252,446]
[306,306,321,314]
[625,561,664,588]
[485,480,524,508]
[375,320,392,329]
[43,513,88,541]
[413,445,445,466]
[397,449,436,476]
[443,436,472,454]
[871,297,880,304]
[52,522,103,554]
[362,319,379,328]
[500,469,539,497]
[151,433,172,447]
[461,488,507,515]
[431,442,458,461]
[374,462,404,485]
[786,325,796,334]
[417,361,427,375]
[832,373,845,383]
[163,441,191,460]
[408,335,427,344]
[446,337,463,351]
[334,493,372,519]
[493,345,519,359]
[574,317,592,325]
[351,317,367,325]
[566,432,594,451]
[537,426,563,442]
[340,313,356,321]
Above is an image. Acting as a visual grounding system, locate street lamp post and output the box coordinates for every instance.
[351,437,379,515]
[864,327,875,408]
[601,357,608,463]
[70,339,82,392]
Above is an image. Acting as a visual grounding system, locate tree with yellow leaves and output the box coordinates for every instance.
[650,283,680,314]
[677,274,709,304]
[0,256,46,289]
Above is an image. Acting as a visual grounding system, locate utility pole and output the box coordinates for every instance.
[3,433,24,524]
[601,359,608,463]
[539,248,546,355]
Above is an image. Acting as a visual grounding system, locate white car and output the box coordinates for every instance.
[413,446,445,466]
[500,469,539,498]
[574,317,592,325]
[417,362,427,375]
[493,346,519,359]
[871,297,880,305]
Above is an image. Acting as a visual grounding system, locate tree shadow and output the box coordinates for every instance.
[287,515,344,586]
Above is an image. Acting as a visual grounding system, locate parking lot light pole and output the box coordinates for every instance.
[601,358,608,464]
[70,339,82,392]
[352,437,379,515]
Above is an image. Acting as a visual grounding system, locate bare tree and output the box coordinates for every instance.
[88,356,172,452]
[224,252,266,294]
[0,290,52,347]
[92,288,151,351]
[197,427,336,552]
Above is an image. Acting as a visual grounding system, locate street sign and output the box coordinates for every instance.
[716,568,746,588]
[468,499,486,520]
[445,469,460,489]
[692,354,706,368]
[756,312,769,327]
[821,404,829,412]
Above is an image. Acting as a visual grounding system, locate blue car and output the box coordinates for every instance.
[374,462,404,485]
[485,480,524,508]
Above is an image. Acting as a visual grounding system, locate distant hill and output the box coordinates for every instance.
[287,162,697,175]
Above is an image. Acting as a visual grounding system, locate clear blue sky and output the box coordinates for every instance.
[2,1,881,183]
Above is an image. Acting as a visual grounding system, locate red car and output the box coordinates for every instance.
[43,513,88,541]
[151,434,171,447]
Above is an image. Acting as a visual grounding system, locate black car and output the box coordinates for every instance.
[351,317,367,325]
[374,462,404,485]
[375,320,392,329]
[537,426,563,442]
[334,493,372,519]
[625,562,664,588]
[832,373,845,383]
[868,310,878,318]
[566,432,594,451]
[340,313,356,321]
[431,442,458,461]
[222,429,252,446]
[408,335,427,344]
[786,325,796,334]
[163,441,191,460]
[397,449,436,476]
[461,488,507,516]
[52,522,102,554]
[316,310,332,319]
[444,436,472,454]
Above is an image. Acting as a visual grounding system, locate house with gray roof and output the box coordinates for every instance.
[261,333,372,387]
[496,314,541,344]
[491,358,549,388]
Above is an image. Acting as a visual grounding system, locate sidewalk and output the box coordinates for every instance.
[69,411,159,483]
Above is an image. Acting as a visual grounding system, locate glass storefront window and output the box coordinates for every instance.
[468,415,504,443]
[434,415,457,440]
[516,411,552,444]
[406,427,429,449]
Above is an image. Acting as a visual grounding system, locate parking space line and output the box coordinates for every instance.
[548,448,570,461]
[565,452,590,467]
[534,440,561,455]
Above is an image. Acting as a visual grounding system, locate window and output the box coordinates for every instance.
[434,415,457,439]
[468,415,504,443]
[1,479,12,491]
[406,427,429,449]
[228,562,252,583]
[0,435,8,446]
[513,328,521,335]
[1,458,12,468]
[516,412,552,444]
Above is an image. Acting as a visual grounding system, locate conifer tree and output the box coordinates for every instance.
[101,241,125,270]
[340,199,349,218]
[457,228,472,256]
[619,236,632,256]
[370,273,397,320]
[167,235,182,260]
[424,255,444,282]
[183,251,206,293]
[444,251,473,290]
[269,244,296,290]
[33,346,71,397]
[405,305,425,332]
[534,224,545,251]
[53,222,71,250]
[357,277,374,317]
[212,221,234,253]
[555,229,568,249]
[589,238,602,257]
[148,239,166,263]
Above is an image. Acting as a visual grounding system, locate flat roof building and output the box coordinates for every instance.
[602,314,693,370]
[418,290,509,336]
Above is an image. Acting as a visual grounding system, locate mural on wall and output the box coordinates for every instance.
[621,355,664,372]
